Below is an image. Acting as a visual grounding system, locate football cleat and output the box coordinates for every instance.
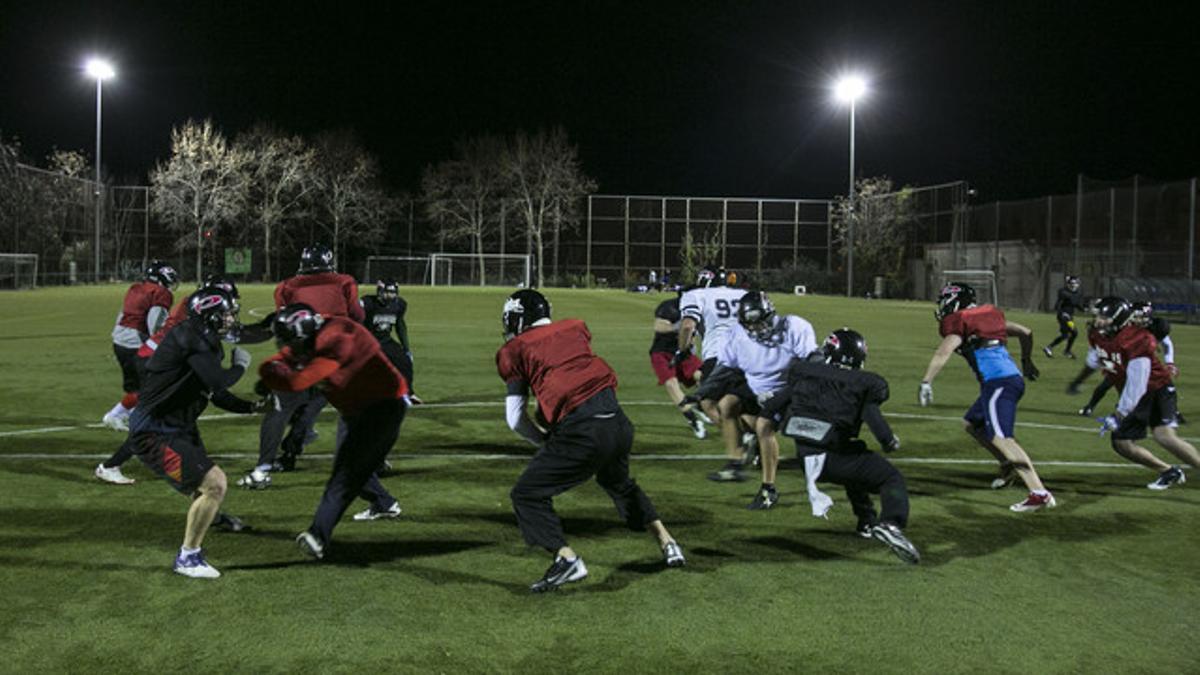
[747,484,778,510]
[990,462,1017,490]
[871,523,920,564]
[173,550,220,579]
[237,468,272,490]
[530,556,588,593]
[95,463,135,485]
[296,531,325,560]
[101,411,129,432]
[662,541,686,567]
[352,502,403,521]
[212,513,249,532]
[689,416,707,439]
[1064,351,1076,359]
[1010,491,1057,512]
[741,432,760,467]
[1042,346,1054,358]
[707,461,746,483]
[1078,406,1094,417]
[1066,383,1082,395]
[1147,466,1185,491]
[856,517,878,539]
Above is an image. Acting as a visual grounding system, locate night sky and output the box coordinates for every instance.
[1,1,1197,201]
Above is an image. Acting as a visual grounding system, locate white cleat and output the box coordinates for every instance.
[236,468,272,490]
[352,502,403,521]
[95,463,135,485]
[102,411,129,431]
[173,550,220,579]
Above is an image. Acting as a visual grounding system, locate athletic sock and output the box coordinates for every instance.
[255,463,273,473]
[1032,489,1050,496]
[681,409,698,423]
[180,546,200,557]
[120,393,138,410]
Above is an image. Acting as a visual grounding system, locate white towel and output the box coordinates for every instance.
[804,453,834,518]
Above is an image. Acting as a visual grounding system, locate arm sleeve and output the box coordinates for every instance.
[1085,346,1102,370]
[258,355,341,392]
[147,305,169,335]
[210,388,254,414]
[236,313,276,345]
[1116,357,1151,417]
[862,403,895,447]
[505,392,544,446]
[186,351,245,393]
[1160,336,1174,364]
[395,299,411,352]
[346,280,365,322]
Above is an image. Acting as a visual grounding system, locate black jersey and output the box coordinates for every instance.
[137,317,252,429]
[361,295,408,345]
[650,297,682,354]
[765,359,894,452]
[1054,287,1085,317]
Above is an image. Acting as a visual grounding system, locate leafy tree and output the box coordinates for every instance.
[310,130,392,267]
[420,135,506,284]
[832,176,916,294]
[235,125,317,280]
[677,226,722,289]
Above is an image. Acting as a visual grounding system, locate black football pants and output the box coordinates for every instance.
[819,443,910,529]
[510,390,660,552]
[257,388,327,466]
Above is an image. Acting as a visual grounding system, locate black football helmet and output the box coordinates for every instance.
[187,287,238,335]
[203,274,240,302]
[935,282,976,321]
[822,328,868,369]
[737,290,778,341]
[502,289,552,340]
[377,278,399,302]
[145,260,179,289]
[298,243,335,274]
[1130,300,1153,319]
[273,303,325,348]
[696,266,724,288]
[1065,275,1081,292]
[1093,296,1134,336]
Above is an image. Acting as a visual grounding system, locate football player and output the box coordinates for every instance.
[261,303,410,558]
[361,278,419,403]
[759,328,918,563]
[683,291,818,504]
[649,292,711,438]
[102,260,178,433]
[676,267,756,480]
[1073,300,1182,421]
[127,287,264,578]
[1088,297,1199,489]
[243,243,365,487]
[498,289,685,592]
[1043,275,1085,358]
[919,282,1056,512]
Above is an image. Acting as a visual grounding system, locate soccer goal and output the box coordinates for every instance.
[0,254,38,289]
[364,256,435,286]
[429,253,532,288]
[939,269,999,306]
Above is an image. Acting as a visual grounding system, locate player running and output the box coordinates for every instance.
[361,278,419,403]
[102,260,177,433]
[919,282,1056,512]
[261,303,410,558]
[497,289,685,592]
[649,293,710,439]
[759,328,918,563]
[1043,274,1085,358]
[1088,297,1199,489]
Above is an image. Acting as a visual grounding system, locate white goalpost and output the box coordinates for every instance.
[0,254,38,289]
[364,256,434,286]
[428,253,532,288]
[939,269,999,306]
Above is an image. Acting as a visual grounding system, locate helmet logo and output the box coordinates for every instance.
[503,297,524,315]
[192,294,225,312]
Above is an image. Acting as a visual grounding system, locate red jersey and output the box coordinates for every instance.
[939,304,1007,342]
[1088,324,1172,391]
[274,272,364,321]
[496,319,619,426]
[138,299,190,358]
[112,281,174,348]
[259,316,408,417]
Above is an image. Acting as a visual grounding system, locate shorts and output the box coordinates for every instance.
[649,351,702,386]
[113,344,145,393]
[1057,314,1076,334]
[130,424,215,494]
[1113,386,1179,441]
[700,357,718,380]
[965,375,1025,440]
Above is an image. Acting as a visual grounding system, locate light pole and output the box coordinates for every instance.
[86,58,115,283]
[834,74,866,297]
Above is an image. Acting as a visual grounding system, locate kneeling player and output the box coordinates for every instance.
[498,289,685,592]
[760,328,918,563]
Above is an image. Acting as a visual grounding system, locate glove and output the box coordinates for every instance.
[918,381,933,407]
[1097,415,1120,437]
[231,347,252,369]
[1167,363,1179,379]
[1022,358,1040,381]
[884,435,901,453]
[669,345,692,367]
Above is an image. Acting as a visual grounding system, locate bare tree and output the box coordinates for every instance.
[311,131,392,267]
[150,119,251,280]
[832,176,916,293]
[236,125,317,280]
[420,135,506,284]
[501,127,597,287]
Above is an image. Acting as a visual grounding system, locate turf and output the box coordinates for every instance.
[0,285,1197,673]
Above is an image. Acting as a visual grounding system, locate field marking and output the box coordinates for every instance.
[3,400,1198,443]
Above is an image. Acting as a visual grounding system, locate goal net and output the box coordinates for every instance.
[939,269,999,306]
[429,253,532,288]
[364,256,434,286]
[0,254,38,289]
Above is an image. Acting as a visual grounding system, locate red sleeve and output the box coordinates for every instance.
[1120,329,1158,360]
[496,342,523,384]
[939,313,962,338]
[274,281,288,310]
[154,286,173,309]
[259,354,341,392]
[345,277,365,321]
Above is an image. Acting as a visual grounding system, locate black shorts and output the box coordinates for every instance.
[1113,386,1179,441]
[757,389,792,425]
[1057,314,1076,335]
[113,344,144,393]
[131,426,215,494]
[700,357,718,380]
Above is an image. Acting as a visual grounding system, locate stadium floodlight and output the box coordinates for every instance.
[833,73,868,297]
[86,57,115,283]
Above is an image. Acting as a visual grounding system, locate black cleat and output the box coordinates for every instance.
[213,513,250,532]
[747,484,778,510]
[707,461,747,482]
[530,556,588,593]
[1078,406,1094,417]
[856,517,878,539]
[871,523,920,564]
[1147,466,1186,491]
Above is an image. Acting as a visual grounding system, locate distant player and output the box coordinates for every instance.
[1073,301,1181,420]
[497,289,685,592]
[261,303,410,559]
[127,287,262,578]
[102,260,178,433]
[1088,297,1199,489]
[649,293,710,439]
[919,282,1056,512]
[676,267,754,480]
[361,278,419,402]
[1043,275,1085,358]
[759,328,918,563]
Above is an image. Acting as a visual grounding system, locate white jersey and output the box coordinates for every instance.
[718,314,818,396]
[679,286,748,361]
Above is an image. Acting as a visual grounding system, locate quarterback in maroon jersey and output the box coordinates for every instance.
[497,289,685,592]
[1089,297,1199,490]
[260,303,410,559]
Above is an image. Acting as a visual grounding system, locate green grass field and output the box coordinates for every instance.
[1,285,1197,673]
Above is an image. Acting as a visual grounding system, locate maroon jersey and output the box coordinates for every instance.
[112,281,174,348]
[939,304,1007,342]
[259,317,408,417]
[138,300,190,358]
[496,319,619,426]
[275,272,364,321]
[1089,324,1172,391]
